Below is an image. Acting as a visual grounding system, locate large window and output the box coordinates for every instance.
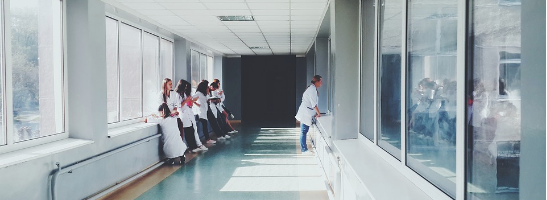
[466,1,521,199]
[377,0,403,157]
[406,0,458,196]
[106,17,173,124]
[190,50,213,88]
[10,0,64,143]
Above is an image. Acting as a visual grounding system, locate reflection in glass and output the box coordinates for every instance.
[200,53,207,82]
[106,17,119,123]
[378,0,403,156]
[119,23,142,121]
[11,0,63,142]
[142,33,160,116]
[467,1,521,199]
[406,0,458,197]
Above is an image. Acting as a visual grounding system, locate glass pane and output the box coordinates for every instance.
[105,17,119,123]
[207,56,213,81]
[12,0,63,142]
[142,32,159,117]
[191,50,199,88]
[359,0,375,140]
[119,23,142,121]
[406,0,458,197]
[160,39,173,80]
[467,1,521,199]
[200,53,207,81]
[378,0,403,156]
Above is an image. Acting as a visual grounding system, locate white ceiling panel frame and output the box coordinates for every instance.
[158,2,207,9]
[203,3,249,9]
[253,16,290,21]
[172,10,212,16]
[247,3,290,9]
[252,9,290,16]
[290,15,321,20]
[122,2,164,10]
[222,21,257,26]
[210,10,253,16]
[290,9,323,16]
[135,9,175,16]
[290,3,327,10]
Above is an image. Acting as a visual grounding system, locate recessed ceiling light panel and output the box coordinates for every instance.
[249,46,269,49]
[217,16,254,21]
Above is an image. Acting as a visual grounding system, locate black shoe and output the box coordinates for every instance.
[179,156,185,165]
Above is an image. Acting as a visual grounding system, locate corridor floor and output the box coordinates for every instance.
[100,125,329,200]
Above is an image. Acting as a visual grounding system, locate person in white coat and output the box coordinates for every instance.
[211,79,237,133]
[157,78,179,116]
[295,75,323,154]
[145,103,186,165]
[193,81,216,144]
[175,79,208,153]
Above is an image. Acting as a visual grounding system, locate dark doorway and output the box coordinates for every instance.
[241,55,296,127]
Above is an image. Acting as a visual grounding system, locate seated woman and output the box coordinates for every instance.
[145,103,187,165]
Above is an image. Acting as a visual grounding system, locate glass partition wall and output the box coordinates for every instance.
[359,0,523,198]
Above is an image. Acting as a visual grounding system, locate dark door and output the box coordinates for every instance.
[241,55,296,127]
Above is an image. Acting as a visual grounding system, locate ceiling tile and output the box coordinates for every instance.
[204,3,249,10]
[122,2,164,10]
[247,3,290,10]
[253,16,290,21]
[135,9,174,16]
[252,10,290,16]
[290,3,327,10]
[172,10,212,16]
[210,10,252,16]
[291,9,324,16]
[158,3,207,9]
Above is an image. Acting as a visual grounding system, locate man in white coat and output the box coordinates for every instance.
[295,75,323,154]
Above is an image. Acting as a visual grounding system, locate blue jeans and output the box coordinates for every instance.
[300,123,310,152]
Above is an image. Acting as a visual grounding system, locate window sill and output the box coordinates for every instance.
[0,138,93,169]
[107,122,158,138]
[315,114,333,139]
[333,139,433,200]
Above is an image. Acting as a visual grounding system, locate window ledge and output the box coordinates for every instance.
[108,122,158,138]
[315,114,333,138]
[333,139,432,200]
[0,138,93,169]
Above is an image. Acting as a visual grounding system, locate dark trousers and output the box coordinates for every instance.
[178,118,198,149]
[217,110,233,132]
[197,116,210,141]
[207,106,226,137]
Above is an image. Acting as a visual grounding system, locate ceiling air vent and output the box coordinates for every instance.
[217,16,254,21]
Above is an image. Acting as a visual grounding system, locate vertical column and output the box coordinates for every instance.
[315,38,329,113]
[520,0,546,199]
[330,0,360,140]
[66,0,107,140]
[174,36,190,82]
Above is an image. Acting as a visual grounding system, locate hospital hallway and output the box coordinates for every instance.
[99,124,329,200]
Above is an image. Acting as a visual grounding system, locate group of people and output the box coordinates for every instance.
[145,78,238,165]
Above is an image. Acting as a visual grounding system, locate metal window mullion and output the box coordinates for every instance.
[116,20,121,123]
[1,0,9,146]
[140,29,144,118]
[400,0,409,167]
[373,0,380,145]
[455,0,468,198]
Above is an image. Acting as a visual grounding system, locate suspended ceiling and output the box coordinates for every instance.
[105,0,330,56]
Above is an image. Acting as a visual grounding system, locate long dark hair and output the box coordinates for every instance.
[197,81,209,95]
[158,103,171,118]
[175,79,191,98]
[162,78,172,103]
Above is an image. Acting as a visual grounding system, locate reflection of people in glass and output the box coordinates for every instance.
[295,75,322,154]
[408,77,457,145]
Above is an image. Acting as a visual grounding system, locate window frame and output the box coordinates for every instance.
[357,0,466,199]
[0,0,68,154]
[105,13,174,129]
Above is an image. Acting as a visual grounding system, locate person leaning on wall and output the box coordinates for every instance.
[295,75,322,155]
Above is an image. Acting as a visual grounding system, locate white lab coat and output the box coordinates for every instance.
[175,93,203,146]
[193,92,208,120]
[295,84,318,126]
[147,116,187,159]
[156,91,177,113]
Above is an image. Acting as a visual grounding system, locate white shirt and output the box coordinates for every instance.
[295,84,319,126]
[193,92,208,119]
[146,116,187,158]
[156,91,177,113]
[174,93,195,127]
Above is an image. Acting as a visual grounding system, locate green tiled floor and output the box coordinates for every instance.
[136,126,328,200]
